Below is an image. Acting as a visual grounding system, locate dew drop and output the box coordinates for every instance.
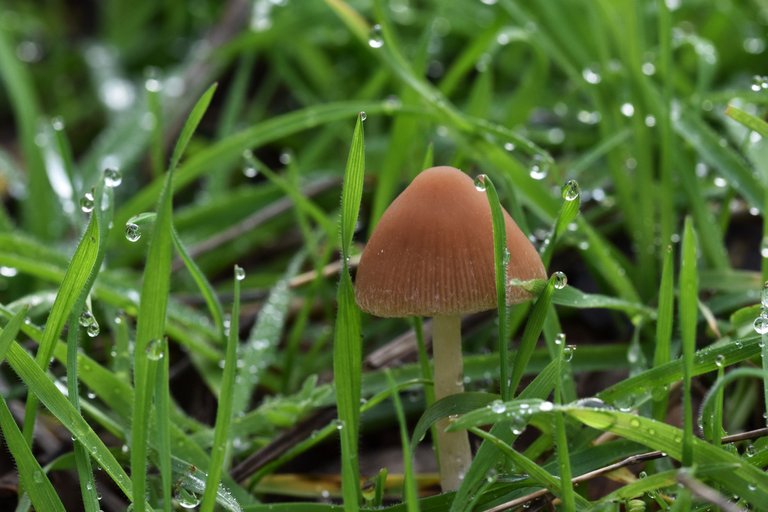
[125,223,141,242]
[490,400,507,414]
[529,155,549,180]
[146,339,164,361]
[0,266,18,277]
[630,418,641,428]
[104,168,122,188]
[561,179,581,201]
[715,354,725,368]
[79,310,95,327]
[86,322,100,338]
[243,165,258,178]
[751,75,768,92]
[754,314,768,335]
[539,401,554,412]
[51,116,65,131]
[359,111,367,121]
[80,191,95,213]
[474,174,487,192]
[564,344,576,362]
[745,444,757,457]
[553,271,567,289]
[503,141,515,152]
[620,102,635,117]
[234,265,246,281]
[582,67,602,84]
[368,24,384,48]
[554,333,565,345]
[175,488,200,509]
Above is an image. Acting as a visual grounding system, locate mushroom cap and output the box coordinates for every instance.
[355,166,546,317]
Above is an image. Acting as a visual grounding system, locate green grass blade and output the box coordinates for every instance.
[726,104,768,138]
[154,337,172,512]
[385,370,419,511]
[168,83,218,172]
[22,182,104,441]
[652,245,675,421]
[540,180,581,268]
[479,174,511,400]
[0,395,65,512]
[679,217,698,466]
[132,84,217,512]
[333,113,366,511]
[509,276,555,397]
[564,405,768,508]
[0,306,27,363]
[553,336,575,510]
[201,266,242,512]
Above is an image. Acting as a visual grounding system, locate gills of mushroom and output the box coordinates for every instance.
[355,166,546,492]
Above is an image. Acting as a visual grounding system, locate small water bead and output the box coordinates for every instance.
[552,271,567,289]
[80,191,95,213]
[234,265,246,281]
[539,401,554,412]
[503,141,515,152]
[51,116,65,131]
[715,354,725,368]
[104,168,122,188]
[368,24,384,48]
[751,75,768,92]
[86,322,100,338]
[490,400,507,414]
[629,417,641,428]
[529,155,549,180]
[620,102,635,117]
[79,310,95,327]
[474,174,487,192]
[563,345,576,362]
[175,488,200,509]
[761,237,768,259]
[125,223,141,242]
[754,314,768,335]
[745,444,757,457]
[582,67,602,84]
[243,165,258,178]
[0,266,18,277]
[554,333,565,345]
[359,111,367,121]
[561,179,580,201]
[146,339,164,361]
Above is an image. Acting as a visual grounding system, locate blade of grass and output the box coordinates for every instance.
[726,104,768,137]
[479,174,511,400]
[540,179,581,268]
[132,83,217,512]
[0,306,27,363]
[553,335,575,510]
[201,266,242,512]
[154,336,172,512]
[679,217,698,466]
[385,370,419,511]
[333,112,366,510]
[652,245,675,421]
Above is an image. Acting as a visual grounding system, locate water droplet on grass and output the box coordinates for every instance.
[359,111,367,121]
[125,223,141,242]
[86,322,100,337]
[754,314,768,334]
[235,265,246,281]
[562,179,580,201]
[368,25,384,48]
[474,174,487,191]
[529,155,549,180]
[553,271,567,289]
[715,354,725,367]
[175,488,200,509]
[490,400,506,414]
[146,339,164,361]
[80,191,95,213]
[104,168,122,187]
[79,311,95,327]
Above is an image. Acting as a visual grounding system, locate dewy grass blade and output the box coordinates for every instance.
[553,335,575,510]
[66,314,100,512]
[385,370,419,512]
[22,178,104,442]
[201,266,242,512]
[333,113,366,510]
[679,217,698,466]
[480,174,510,400]
[132,84,217,512]
[540,179,581,268]
[509,276,555,397]
[154,337,172,512]
[652,245,675,421]
[0,306,27,364]
[0,395,65,512]
[726,104,768,138]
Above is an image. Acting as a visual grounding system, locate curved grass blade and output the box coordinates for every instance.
[563,405,768,508]
[333,113,366,510]
[679,217,698,466]
[200,266,242,512]
[410,392,499,452]
[652,245,675,421]
[132,83,217,512]
[385,370,419,511]
[0,306,27,363]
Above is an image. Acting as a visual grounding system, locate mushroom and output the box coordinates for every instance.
[355,166,546,491]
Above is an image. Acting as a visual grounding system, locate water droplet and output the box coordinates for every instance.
[0,266,18,277]
[552,271,567,289]
[561,179,580,201]
[639,471,647,479]
[146,339,164,361]
[33,470,44,483]
[754,314,768,335]
[503,141,515,151]
[175,488,200,509]
[145,78,162,93]
[630,417,641,427]
[243,165,258,178]
[359,111,367,121]
[51,116,65,131]
[79,311,95,327]
[745,444,757,457]
[554,333,565,345]
[529,155,549,180]
[751,75,768,92]
[86,322,100,338]
[582,67,602,84]
[125,223,141,242]
[104,168,122,188]
[574,397,610,409]
[539,401,554,412]
[715,354,725,368]
[234,265,246,281]
[620,102,635,117]
[564,345,576,362]
[368,24,384,48]
[80,191,95,213]
[748,483,757,492]
[490,400,507,414]
[474,174,487,191]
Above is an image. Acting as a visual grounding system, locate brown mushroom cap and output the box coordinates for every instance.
[355,166,546,317]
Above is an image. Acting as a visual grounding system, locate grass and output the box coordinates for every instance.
[1,0,768,510]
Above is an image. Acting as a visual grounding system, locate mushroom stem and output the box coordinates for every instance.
[432,314,472,492]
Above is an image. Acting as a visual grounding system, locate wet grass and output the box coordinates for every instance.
[1,0,768,510]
